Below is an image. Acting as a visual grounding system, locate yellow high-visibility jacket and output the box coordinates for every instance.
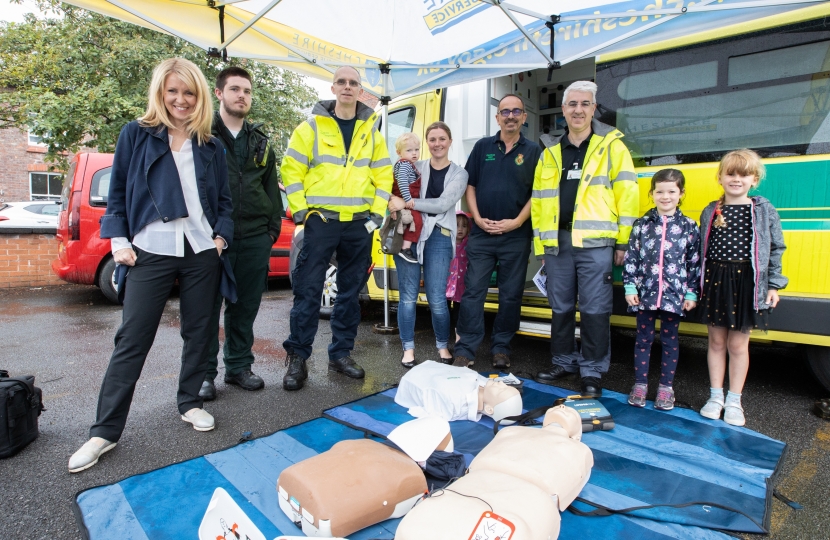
[531,119,639,257]
[281,100,393,223]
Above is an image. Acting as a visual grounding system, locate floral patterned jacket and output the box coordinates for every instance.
[623,207,701,315]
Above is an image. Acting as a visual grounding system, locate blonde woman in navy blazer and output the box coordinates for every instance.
[69,58,234,473]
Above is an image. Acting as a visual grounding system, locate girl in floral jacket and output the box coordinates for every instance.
[623,169,701,411]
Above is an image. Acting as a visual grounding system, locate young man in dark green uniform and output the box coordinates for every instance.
[199,67,283,400]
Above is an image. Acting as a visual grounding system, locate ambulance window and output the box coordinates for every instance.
[385,107,416,158]
[728,41,830,85]
[617,61,718,100]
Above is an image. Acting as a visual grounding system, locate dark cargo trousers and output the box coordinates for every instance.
[544,230,614,379]
[205,232,273,380]
[283,215,373,361]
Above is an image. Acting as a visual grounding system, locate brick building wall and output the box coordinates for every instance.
[0,128,68,288]
[0,127,51,203]
[0,233,63,288]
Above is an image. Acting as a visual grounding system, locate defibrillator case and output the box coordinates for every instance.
[276,439,426,537]
[563,397,615,432]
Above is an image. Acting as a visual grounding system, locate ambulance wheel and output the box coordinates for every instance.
[806,345,830,392]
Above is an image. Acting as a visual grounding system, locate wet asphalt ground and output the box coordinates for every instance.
[0,282,828,539]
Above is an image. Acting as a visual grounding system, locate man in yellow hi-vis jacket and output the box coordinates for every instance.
[280,66,393,391]
[531,81,639,398]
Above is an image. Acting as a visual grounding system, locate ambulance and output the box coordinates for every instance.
[359,18,830,389]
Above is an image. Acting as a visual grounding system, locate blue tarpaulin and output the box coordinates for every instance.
[74,382,783,539]
[324,380,786,534]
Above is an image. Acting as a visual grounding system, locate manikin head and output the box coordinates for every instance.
[480,381,522,423]
[542,405,583,441]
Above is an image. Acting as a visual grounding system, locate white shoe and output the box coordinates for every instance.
[723,404,746,426]
[700,399,724,420]
[68,437,116,473]
[181,408,215,431]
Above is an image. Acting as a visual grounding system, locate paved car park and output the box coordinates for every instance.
[0,281,828,539]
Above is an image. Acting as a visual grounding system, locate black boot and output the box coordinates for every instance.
[328,356,365,379]
[283,353,308,391]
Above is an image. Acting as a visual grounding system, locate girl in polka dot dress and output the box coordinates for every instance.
[698,149,787,426]
[623,169,701,411]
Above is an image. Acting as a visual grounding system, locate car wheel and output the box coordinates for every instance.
[289,224,340,319]
[98,257,120,304]
[806,345,830,392]
[319,261,338,320]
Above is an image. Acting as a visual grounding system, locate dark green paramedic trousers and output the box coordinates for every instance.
[205,232,273,380]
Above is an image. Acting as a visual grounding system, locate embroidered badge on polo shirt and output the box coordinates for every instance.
[515,154,524,165]
[485,153,496,161]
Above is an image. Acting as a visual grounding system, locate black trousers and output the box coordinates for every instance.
[90,241,221,442]
[455,233,531,359]
[205,232,272,379]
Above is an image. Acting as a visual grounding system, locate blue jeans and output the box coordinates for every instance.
[394,226,453,352]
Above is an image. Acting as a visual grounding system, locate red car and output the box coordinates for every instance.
[52,152,294,303]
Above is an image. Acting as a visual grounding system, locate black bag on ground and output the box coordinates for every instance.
[0,370,45,458]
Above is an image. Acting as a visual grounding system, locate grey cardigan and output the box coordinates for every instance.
[699,196,787,311]
[413,160,468,264]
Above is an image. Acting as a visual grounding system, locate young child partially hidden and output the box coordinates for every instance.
[447,211,471,343]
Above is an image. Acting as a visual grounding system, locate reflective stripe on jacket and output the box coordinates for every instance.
[531,119,639,256]
[281,100,393,223]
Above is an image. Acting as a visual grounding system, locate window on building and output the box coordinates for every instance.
[30,172,63,200]
[28,131,45,146]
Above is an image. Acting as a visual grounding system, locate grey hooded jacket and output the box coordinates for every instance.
[699,196,787,311]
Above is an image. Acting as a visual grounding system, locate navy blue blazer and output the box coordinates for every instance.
[100,121,234,244]
[102,121,237,302]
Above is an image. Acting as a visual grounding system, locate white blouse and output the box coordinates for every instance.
[111,138,218,257]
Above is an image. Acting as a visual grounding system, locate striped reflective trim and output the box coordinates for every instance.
[582,237,616,249]
[352,158,371,167]
[613,171,637,183]
[539,229,559,240]
[532,188,559,198]
[284,183,304,195]
[285,148,309,166]
[370,157,392,168]
[312,154,345,167]
[573,220,618,231]
[375,188,391,201]
[619,216,638,226]
[588,175,611,188]
[309,117,320,164]
[533,227,540,237]
[307,196,370,206]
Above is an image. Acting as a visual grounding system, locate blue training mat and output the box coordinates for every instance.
[73,383,781,540]
[323,380,786,536]
[73,418,402,540]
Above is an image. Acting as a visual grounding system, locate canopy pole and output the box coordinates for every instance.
[374,64,398,335]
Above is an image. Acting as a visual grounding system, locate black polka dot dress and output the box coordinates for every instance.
[699,204,768,333]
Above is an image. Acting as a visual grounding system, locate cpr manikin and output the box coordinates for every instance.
[395,360,523,423]
[276,417,458,538]
[396,405,594,540]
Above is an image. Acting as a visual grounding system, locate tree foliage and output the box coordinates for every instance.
[0,1,316,167]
